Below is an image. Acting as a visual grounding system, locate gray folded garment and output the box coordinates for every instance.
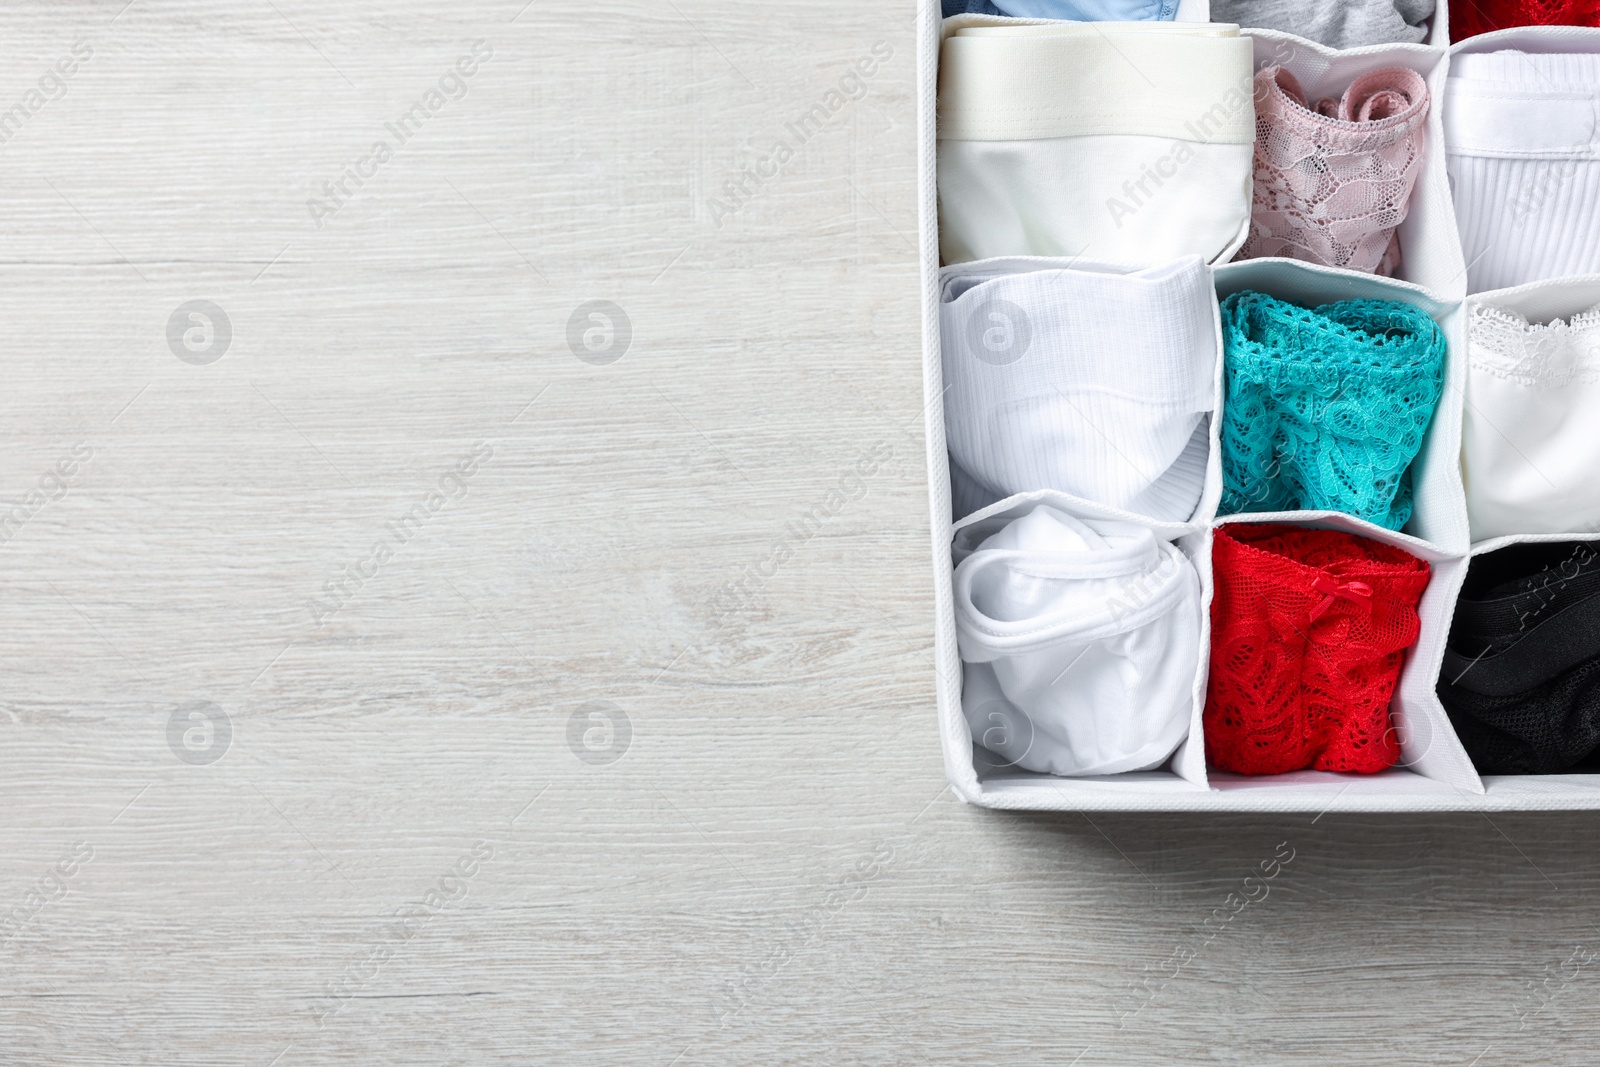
[1210,0,1433,48]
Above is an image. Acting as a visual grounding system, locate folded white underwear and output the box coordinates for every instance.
[1446,51,1600,294]
[940,255,1217,521]
[1463,300,1600,541]
[954,506,1200,777]
[937,22,1255,266]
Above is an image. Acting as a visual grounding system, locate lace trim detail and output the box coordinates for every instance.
[1470,300,1600,385]
[1239,66,1430,276]
[1451,50,1600,90]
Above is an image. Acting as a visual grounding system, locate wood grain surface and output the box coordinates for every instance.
[2,2,1598,1063]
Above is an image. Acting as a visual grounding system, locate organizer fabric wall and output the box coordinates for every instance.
[917,0,1600,810]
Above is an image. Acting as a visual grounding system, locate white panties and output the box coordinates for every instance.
[937,22,1255,266]
[940,255,1217,521]
[1464,300,1600,541]
[954,506,1201,777]
[1446,51,1600,294]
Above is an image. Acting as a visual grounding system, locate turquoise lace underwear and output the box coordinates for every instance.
[1220,291,1446,530]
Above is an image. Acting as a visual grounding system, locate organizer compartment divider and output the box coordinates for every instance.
[1465,274,1600,361]
[1461,274,1600,543]
[1211,258,1470,554]
[1211,512,1481,792]
[1440,530,1600,782]
[1238,30,1464,297]
[953,489,1215,790]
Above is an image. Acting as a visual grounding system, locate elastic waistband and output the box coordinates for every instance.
[938,31,1255,142]
[954,539,1192,654]
[1451,50,1600,88]
[1447,55,1600,157]
[1444,589,1600,696]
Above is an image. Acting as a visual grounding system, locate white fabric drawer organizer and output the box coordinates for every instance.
[916,0,1600,809]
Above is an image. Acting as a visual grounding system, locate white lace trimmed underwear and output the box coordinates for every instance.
[954,506,1201,777]
[936,22,1256,266]
[1445,51,1600,294]
[940,255,1217,522]
[1463,300,1600,541]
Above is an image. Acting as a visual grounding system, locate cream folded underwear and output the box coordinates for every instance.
[940,255,1217,521]
[1463,300,1600,541]
[955,505,1201,777]
[1241,66,1430,276]
[1446,51,1600,294]
[937,22,1255,266]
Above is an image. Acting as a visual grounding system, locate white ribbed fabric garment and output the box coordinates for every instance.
[940,255,1217,521]
[1445,51,1600,295]
[955,506,1200,777]
[1464,300,1600,541]
[937,22,1255,265]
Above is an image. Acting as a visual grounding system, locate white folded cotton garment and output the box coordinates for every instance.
[937,22,1255,265]
[940,255,1217,521]
[1446,51,1600,294]
[955,506,1200,777]
[1464,300,1600,541]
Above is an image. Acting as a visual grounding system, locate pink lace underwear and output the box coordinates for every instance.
[1241,66,1431,276]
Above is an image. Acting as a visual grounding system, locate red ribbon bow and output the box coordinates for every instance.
[1309,575,1373,622]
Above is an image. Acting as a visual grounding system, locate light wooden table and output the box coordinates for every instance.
[3,2,1597,1063]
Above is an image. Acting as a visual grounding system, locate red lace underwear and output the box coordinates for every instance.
[1453,0,1600,38]
[1205,524,1432,775]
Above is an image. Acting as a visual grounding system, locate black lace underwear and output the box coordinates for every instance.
[1437,541,1600,774]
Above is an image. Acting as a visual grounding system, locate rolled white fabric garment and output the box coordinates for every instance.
[940,255,1217,521]
[937,22,1255,266]
[1463,300,1600,541]
[955,506,1201,777]
[1446,51,1600,294]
